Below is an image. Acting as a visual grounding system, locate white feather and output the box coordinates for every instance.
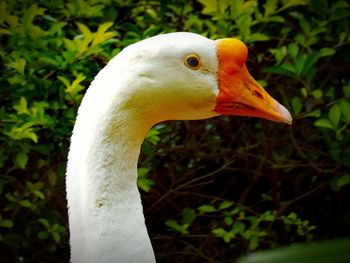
[66,32,221,263]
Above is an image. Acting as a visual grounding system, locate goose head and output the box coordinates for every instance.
[97,32,292,126]
[68,32,293,263]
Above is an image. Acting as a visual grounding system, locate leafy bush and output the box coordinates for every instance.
[0,0,349,262]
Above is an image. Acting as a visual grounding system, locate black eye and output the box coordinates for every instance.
[184,54,201,70]
[187,57,199,67]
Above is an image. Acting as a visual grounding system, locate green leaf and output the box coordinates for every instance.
[0,219,14,228]
[198,0,230,14]
[339,101,350,123]
[295,34,306,46]
[61,74,86,95]
[269,46,287,64]
[51,232,60,242]
[0,1,7,20]
[233,221,246,234]
[6,193,16,202]
[219,200,234,210]
[137,176,155,192]
[248,33,269,42]
[58,76,70,88]
[288,43,299,59]
[4,122,38,143]
[76,22,93,42]
[6,14,19,28]
[212,227,226,236]
[38,231,49,239]
[143,26,161,37]
[343,83,350,96]
[286,212,297,221]
[198,204,216,213]
[234,0,256,18]
[138,167,150,177]
[145,129,160,145]
[23,4,45,32]
[249,216,259,227]
[212,227,234,243]
[63,38,77,52]
[47,170,57,186]
[329,104,341,127]
[312,90,323,100]
[16,152,28,169]
[7,58,26,74]
[329,7,350,21]
[280,0,307,11]
[331,173,350,191]
[319,48,336,57]
[338,174,350,188]
[182,207,196,225]
[294,54,305,76]
[33,190,44,199]
[165,220,179,230]
[291,97,302,115]
[301,52,319,77]
[257,79,267,87]
[299,18,310,33]
[96,22,114,34]
[38,56,58,66]
[137,167,155,192]
[25,131,38,143]
[38,218,50,228]
[0,28,11,34]
[212,227,236,242]
[92,22,116,47]
[238,238,350,263]
[267,15,285,23]
[261,211,276,222]
[249,236,259,250]
[19,200,31,208]
[264,65,295,78]
[14,97,30,115]
[48,21,67,35]
[314,118,333,129]
[264,0,278,16]
[224,216,233,225]
[331,0,349,10]
[165,220,188,234]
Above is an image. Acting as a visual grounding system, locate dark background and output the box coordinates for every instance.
[1,0,350,262]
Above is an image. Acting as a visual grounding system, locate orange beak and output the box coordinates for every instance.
[214,38,292,125]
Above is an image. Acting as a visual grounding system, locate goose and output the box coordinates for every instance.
[66,32,292,263]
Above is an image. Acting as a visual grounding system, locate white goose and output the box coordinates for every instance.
[66,32,292,263]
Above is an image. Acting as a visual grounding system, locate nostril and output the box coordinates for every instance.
[253,90,263,99]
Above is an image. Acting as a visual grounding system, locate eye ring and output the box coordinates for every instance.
[184,54,201,70]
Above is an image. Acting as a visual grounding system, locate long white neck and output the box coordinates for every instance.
[66,57,156,263]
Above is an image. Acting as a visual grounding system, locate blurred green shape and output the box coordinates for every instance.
[237,238,350,263]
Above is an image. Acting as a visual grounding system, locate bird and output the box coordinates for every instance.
[66,32,292,263]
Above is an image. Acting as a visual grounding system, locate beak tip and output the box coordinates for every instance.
[278,103,293,125]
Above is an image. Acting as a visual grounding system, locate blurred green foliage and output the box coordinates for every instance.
[237,238,350,263]
[0,0,349,262]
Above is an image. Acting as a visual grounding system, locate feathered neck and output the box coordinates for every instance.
[66,59,156,263]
